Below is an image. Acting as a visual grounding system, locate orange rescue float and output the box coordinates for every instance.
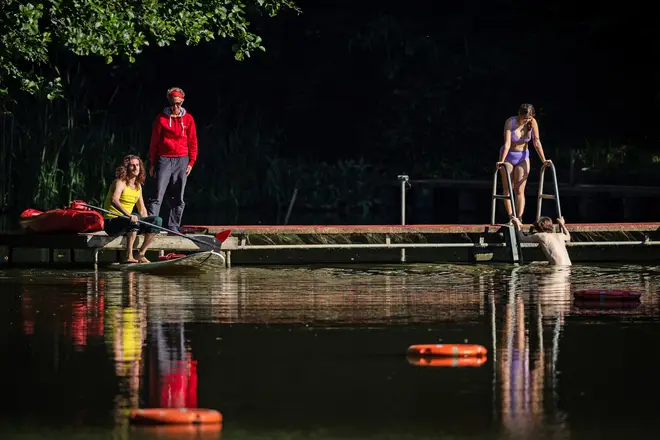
[130,424,222,440]
[407,344,488,357]
[129,408,223,425]
[407,355,487,367]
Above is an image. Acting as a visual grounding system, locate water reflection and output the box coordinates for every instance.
[104,271,147,423]
[20,272,105,351]
[497,266,570,438]
[96,266,494,325]
[104,273,202,422]
[1,263,660,439]
[147,322,197,409]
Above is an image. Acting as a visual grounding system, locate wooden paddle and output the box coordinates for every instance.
[82,203,231,252]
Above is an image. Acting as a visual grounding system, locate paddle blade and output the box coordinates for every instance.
[214,230,232,244]
[193,235,220,251]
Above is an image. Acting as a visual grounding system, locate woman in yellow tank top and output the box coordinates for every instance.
[103,182,141,219]
[103,155,163,263]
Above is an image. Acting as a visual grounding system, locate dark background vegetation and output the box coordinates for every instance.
[1,0,658,228]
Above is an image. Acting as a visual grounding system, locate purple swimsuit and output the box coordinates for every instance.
[500,117,532,166]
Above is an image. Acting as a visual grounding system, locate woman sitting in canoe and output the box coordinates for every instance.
[103,155,163,263]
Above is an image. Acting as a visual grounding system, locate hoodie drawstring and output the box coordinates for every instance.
[164,107,186,135]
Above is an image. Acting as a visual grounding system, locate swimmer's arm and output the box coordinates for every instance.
[499,119,512,163]
[516,229,537,243]
[512,217,536,243]
[531,118,547,162]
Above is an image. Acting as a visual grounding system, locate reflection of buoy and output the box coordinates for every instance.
[407,355,487,367]
[574,300,641,310]
[130,424,222,439]
[573,289,641,301]
[129,408,222,425]
[407,344,487,357]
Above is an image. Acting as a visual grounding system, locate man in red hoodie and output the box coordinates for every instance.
[146,87,198,233]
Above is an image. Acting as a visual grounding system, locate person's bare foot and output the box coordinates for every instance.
[124,257,138,264]
[137,255,150,263]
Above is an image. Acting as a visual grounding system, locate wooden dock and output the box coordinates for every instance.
[2,222,660,267]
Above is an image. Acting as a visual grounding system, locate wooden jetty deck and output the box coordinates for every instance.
[3,165,659,267]
[2,222,660,267]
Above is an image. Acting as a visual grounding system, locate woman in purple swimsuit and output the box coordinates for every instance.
[496,103,550,222]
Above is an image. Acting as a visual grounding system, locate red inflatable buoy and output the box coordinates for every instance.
[573,289,641,301]
[574,300,641,310]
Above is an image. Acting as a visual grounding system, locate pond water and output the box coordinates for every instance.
[0,262,658,439]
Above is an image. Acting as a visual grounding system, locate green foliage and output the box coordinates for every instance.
[0,0,300,99]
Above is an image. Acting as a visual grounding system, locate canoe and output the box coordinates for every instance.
[19,200,104,233]
[108,251,226,274]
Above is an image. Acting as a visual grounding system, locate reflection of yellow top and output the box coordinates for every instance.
[104,305,143,365]
[122,308,141,362]
[103,182,141,219]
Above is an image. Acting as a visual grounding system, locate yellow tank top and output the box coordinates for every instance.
[103,181,141,219]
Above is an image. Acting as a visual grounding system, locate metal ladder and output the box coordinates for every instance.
[491,165,523,263]
[536,162,563,221]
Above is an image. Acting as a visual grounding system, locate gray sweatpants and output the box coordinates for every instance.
[147,156,189,232]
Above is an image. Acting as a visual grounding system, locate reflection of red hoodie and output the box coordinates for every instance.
[159,360,198,408]
[149,107,198,167]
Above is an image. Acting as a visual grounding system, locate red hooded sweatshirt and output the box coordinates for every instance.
[149,107,198,167]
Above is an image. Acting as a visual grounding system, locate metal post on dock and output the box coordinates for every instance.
[398,174,410,225]
[398,174,410,263]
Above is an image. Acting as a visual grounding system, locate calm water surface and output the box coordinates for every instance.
[1,262,659,440]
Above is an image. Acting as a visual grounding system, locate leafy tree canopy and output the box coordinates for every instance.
[0,0,299,99]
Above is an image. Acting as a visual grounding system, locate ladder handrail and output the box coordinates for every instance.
[536,162,563,221]
[491,164,518,225]
[491,164,523,263]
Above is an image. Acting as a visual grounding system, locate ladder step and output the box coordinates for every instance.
[539,194,556,200]
[492,195,512,200]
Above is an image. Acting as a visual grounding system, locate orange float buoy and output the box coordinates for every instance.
[407,355,487,367]
[573,289,641,301]
[130,424,222,440]
[407,344,487,357]
[129,408,223,425]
